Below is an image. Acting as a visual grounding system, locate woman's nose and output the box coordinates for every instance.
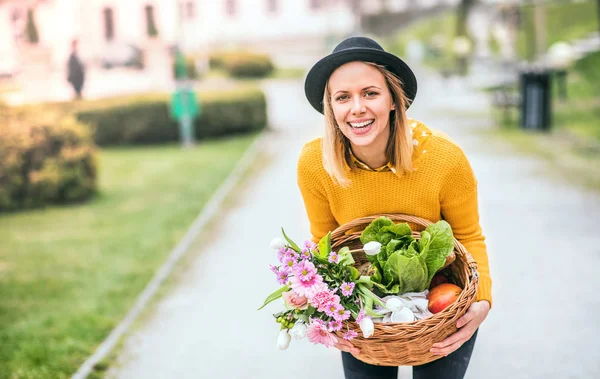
[351,97,366,115]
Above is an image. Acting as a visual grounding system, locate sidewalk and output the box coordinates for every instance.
[106,70,600,379]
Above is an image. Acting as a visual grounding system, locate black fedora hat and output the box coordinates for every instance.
[304,36,418,114]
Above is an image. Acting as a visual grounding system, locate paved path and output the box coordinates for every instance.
[106,70,600,379]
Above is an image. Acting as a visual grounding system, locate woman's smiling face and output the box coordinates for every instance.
[328,61,395,154]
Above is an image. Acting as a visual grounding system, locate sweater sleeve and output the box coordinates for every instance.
[440,150,493,308]
[297,146,339,243]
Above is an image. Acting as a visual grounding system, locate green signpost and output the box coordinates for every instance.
[170,84,200,148]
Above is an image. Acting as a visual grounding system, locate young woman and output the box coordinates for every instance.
[297,36,492,379]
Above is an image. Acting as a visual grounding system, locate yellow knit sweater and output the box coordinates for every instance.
[297,120,492,306]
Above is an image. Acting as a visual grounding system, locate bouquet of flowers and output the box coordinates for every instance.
[259,217,457,351]
[258,229,383,350]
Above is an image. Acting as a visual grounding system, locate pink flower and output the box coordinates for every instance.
[290,274,327,298]
[269,264,279,274]
[292,260,317,281]
[276,268,289,285]
[307,320,338,347]
[282,291,308,310]
[343,330,358,341]
[334,307,351,322]
[289,260,328,297]
[278,248,296,263]
[328,320,342,332]
[302,240,317,253]
[325,303,344,318]
[300,250,312,260]
[282,256,296,271]
[340,282,355,297]
[328,251,340,264]
[284,249,299,261]
[310,290,340,312]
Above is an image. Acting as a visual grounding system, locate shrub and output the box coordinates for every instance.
[0,110,97,211]
[173,55,199,80]
[73,86,267,146]
[209,51,275,78]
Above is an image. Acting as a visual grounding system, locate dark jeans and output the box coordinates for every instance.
[342,329,478,379]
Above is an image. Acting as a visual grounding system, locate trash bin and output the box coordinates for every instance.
[519,69,552,131]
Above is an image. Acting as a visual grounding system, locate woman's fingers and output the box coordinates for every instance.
[335,339,360,355]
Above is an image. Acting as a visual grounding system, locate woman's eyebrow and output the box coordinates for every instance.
[333,86,382,96]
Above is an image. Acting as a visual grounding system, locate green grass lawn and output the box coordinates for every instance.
[0,133,259,378]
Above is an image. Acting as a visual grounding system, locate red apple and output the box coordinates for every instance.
[427,283,462,314]
[429,273,449,289]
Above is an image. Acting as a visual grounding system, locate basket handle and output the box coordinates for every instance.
[330,213,479,269]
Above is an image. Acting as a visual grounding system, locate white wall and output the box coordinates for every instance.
[190,0,355,48]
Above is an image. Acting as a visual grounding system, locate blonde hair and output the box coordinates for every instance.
[322,62,414,187]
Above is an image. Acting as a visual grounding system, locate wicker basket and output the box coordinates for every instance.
[330,214,479,367]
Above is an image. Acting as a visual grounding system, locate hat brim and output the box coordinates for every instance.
[304,48,418,114]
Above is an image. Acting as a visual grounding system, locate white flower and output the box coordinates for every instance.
[277,329,291,350]
[385,297,404,312]
[290,322,307,340]
[363,241,382,256]
[390,307,415,323]
[270,238,286,250]
[359,317,375,338]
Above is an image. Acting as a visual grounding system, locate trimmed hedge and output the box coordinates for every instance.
[209,51,275,78]
[73,86,267,146]
[0,110,97,211]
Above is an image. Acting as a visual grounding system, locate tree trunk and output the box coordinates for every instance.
[455,0,475,75]
[456,0,475,38]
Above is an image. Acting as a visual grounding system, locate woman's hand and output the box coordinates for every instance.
[430,300,490,356]
[335,339,361,355]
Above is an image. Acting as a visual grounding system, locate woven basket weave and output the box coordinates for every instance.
[330,214,479,367]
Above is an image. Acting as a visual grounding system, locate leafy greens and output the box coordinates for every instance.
[360,217,454,295]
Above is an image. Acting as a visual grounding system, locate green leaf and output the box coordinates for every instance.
[350,266,360,280]
[257,285,289,310]
[360,217,394,245]
[386,252,428,294]
[338,246,355,266]
[381,223,412,238]
[317,232,331,259]
[371,266,382,284]
[281,228,301,252]
[420,221,454,283]
[419,230,431,251]
[400,254,428,293]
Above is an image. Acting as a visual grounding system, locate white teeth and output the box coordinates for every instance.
[349,120,374,128]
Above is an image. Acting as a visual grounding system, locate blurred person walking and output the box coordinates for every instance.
[67,39,85,99]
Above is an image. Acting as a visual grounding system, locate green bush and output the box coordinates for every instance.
[73,86,267,146]
[209,51,275,78]
[0,111,97,211]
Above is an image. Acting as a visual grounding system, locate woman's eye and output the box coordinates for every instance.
[335,94,349,101]
[365,91,378,98]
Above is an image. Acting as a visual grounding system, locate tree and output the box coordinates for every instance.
[145,5,159,38]
[455,0,476,75]
[456,0,476,38]
[25,8,39,44]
